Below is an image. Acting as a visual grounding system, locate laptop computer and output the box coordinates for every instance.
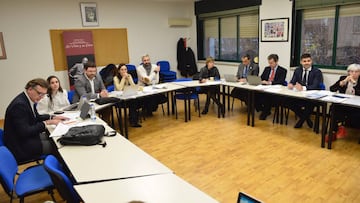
[123,85,138,97]
[237,192,262,203]
[79,101,90,120]
[247,75,262,85]
[224,74,238,83]
[62,103,78,111]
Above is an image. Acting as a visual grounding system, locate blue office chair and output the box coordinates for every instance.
[157,61,177,83]
[44,155,81,203]
[67,90,75,104]
[107,85,115,92]
[0,146,55,203]
[126,64,138,84]
[0,128,4,146]
[173,78,200,121]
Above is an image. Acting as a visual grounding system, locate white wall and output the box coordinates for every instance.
[0,0,197,119]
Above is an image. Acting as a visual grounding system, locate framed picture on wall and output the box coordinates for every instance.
[261,18,289,42]
[0,32,7,59]
[80,2,99,27]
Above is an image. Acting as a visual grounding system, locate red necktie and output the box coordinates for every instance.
[269,69,275,82]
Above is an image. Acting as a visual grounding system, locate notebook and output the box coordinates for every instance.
[123,85,138,97]
[247,75,262,85]
[224,74,238,82]
[237,192,262,203]
[79,101,90,120]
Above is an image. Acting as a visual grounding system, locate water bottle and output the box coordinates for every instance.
[152,78,156,89]
[90,104,96,121]
[78,95,87,110]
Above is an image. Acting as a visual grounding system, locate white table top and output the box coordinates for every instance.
[57,132,172,183]
[74,173,219,203]
[109,82,185,100]
[172,80,222,87]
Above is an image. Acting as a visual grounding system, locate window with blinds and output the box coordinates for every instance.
[293,2,360,69]
[201,8,259,61]
[300,7,335,65]
[336,4,360,65]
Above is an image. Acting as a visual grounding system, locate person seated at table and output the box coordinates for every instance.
[287,53,323,128]
[256,54,287,120]
[37,75,70,114]
[199,56,224,115]
[73,61,111,123]
[328,63,360,140]
[114,64,142,127]
[4,78,67,163]
[136,54,166,116]
[230,54,259,105]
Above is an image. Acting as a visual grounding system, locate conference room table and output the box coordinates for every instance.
[172,80,224,121]
[74,173,219,203]
[110,82,186,138]
[221,82,329,148]
[326,94,360,149]
[48,118,172,184]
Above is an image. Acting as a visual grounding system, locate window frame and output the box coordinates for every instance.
[292,3,360,70]
[197,8,259,63]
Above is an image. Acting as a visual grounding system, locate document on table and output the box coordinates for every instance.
[305,90,330,99]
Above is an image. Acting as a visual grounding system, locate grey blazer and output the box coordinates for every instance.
[73,73,106,103]
[236,62,259,79]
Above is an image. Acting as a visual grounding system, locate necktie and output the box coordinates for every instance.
[33,103,37,117]
[243,66,248,78]
[302,70,308,86]
[269,69,275,82]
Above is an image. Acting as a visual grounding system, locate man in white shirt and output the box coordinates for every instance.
[136,54,160,86]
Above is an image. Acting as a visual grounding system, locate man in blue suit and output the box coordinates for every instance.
[287,53,323,128]
[4,78,66,163]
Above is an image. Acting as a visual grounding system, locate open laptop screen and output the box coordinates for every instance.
[237,192,262,203]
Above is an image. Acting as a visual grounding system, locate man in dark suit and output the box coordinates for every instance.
[231,54,259,103]
[73,61,109,103]
[4,78,66,163]
[257,54,287,120]
[287,53,323,128]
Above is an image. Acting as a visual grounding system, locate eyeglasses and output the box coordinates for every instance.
[33,87,47,97]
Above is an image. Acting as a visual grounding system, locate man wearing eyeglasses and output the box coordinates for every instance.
[4,78,66,163]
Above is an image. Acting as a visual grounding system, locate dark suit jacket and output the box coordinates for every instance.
[260,65,287,85]
[73,73,106,103]
[330,76,360,95]
[4,92,50,163]
[198,66,220,81]
[236,62,259,79]
[289,67,323,90]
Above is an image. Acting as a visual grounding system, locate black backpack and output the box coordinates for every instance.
[58,125,106,146]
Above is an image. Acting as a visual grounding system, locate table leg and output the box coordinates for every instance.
[321,102,327,148]
[251,91,255,127]
[123,101,129,139]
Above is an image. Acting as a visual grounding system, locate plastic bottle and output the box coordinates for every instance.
[78,95,87,110]
[90,104,96,121]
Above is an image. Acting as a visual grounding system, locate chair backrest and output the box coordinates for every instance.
[0,129,4,146]
[67,90,75,104]
[319,83,326,90]
[100,64,116,87]
[107,85,114,92]
[157,61,170,72]
[44,155,80,203]
[0,146,18,196]
[126,64,138,83]
[174,78,192,82]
